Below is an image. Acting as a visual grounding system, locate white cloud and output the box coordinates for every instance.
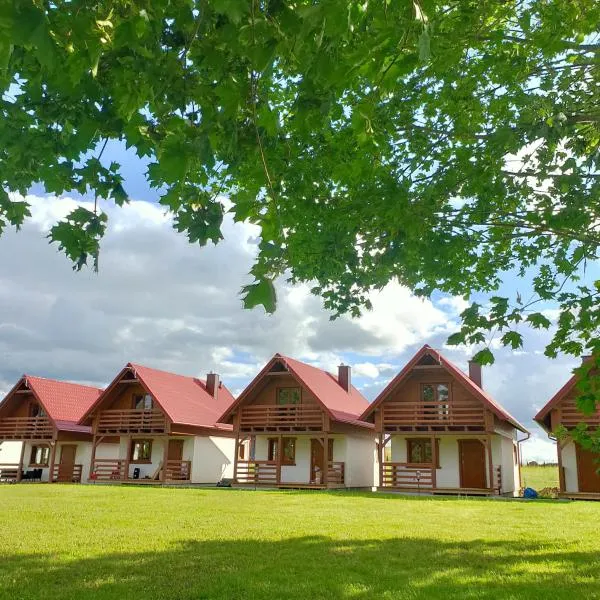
[0,193,585,438]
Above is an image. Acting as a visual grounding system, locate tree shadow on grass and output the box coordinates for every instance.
[1,536,598,600]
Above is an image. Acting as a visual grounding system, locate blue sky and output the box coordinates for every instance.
[1,140,593,464]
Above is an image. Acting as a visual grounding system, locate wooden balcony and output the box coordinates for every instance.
[556,400,600,429]
[52,464,83,483]
[95,409,168,434]
[238,405,325,432]
[0,416,54,440]
[381,401,486,432]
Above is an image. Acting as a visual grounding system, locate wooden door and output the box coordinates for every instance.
[56,445,76,482]
[458,440,487,489]
[310,439,333,484]
[168,439,184,461]
[576,445,600,493]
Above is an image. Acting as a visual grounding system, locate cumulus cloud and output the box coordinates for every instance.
[0,193,582,459]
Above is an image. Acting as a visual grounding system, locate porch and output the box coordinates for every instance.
[380,461,502,495]
[235,459,345,488]
[378,433,508,496]
[233,435,347,488]
[89,436,193,484]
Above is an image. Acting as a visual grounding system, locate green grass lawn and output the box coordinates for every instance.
[521,465,560,490]
[0,486,599,600]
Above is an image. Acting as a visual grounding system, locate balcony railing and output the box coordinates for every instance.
[95,409,168,434]
[235,460,278,485]
[235,460,345,486]
[0,416,54,440]
[90,459,126,481]
[557,400,600,429]
[52,464,83,483]
[238,405,325,431]
[382,401,486,431]
[381,462,434,490]
[0,463,20,482]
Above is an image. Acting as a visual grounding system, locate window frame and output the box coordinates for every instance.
[406,438,440,468]
[29,444,50,467]
[132,393,154,411]
[267,437,296,465]
[276,387,302,406]
[420,383,450,419]
[129,439,153,464]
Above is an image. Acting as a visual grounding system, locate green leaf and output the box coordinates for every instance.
[241,277,277,313]
[418,27,430,62]
[472,348,495,366]
[501,330,523,350]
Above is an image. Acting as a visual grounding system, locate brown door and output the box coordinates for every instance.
[57,445,77,482]
[310,439,333,484]
[576,445,600,493]
[168,439,184,461]
[459,440,487,489]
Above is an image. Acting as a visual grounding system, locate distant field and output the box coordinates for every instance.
[1,485,599,599]
[522,465,559,490]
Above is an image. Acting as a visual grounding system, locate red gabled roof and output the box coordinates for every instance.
[219,354,373,428]
[81,363,236,431]
[0,375,102,431]
[361,344,528,433]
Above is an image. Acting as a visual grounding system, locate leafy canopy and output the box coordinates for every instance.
[1,1,599,398]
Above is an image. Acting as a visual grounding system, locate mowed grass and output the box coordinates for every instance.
[522,465,560,490]
[0,486,599,600]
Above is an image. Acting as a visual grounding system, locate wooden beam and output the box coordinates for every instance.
[378,433,384,488]
[233,433,240,483]
[48,439,58,484]
[89,435,98,481]
[557,439,566,493]
[486,435,494,493]
[431,435,437,490]
[123,435,131,482]
[161,437,169,482]
[323,433,329,487]
[276,434,282,486]
[16,441,26,482]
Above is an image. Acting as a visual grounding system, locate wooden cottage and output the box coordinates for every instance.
[0,375,102,483]
[534,356,600,499]
[361,345,528,496]
[218,354,375,489]
[80,363,236,484]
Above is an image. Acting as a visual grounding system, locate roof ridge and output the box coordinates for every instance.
[25,374,103,391]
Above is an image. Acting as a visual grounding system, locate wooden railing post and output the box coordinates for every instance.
[430,435,437,490]
[16,441,26,482]
[48,439,58,484]
[161,437,169,482]
[232,431,240,483]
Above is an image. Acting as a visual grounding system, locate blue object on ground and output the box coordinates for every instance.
[523,487,538,499]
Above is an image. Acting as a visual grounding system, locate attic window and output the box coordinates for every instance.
[29,403,46,418]
[277,387,301,405]
[133,394,153,410]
